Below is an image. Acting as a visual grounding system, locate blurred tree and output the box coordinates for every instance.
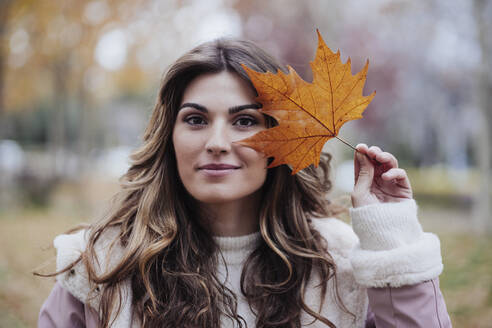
[235,0,318,77]
[473,0,492,233]
[2,0,148,177]
[334,1,485,175]
[0,0,15,138]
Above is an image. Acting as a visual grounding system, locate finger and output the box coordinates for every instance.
[375,151,398,168]
[353,148,374,192]
[381,168,411,188]
[382,168,406,180]
[367,146,386,165]
[367,146,383,160]
[355,143,369,153]
[354,143,369,183]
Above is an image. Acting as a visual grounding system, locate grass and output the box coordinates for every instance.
[0,178,491,327]
[0,177,118,327]
[0,206,87,327]
[439,233,492,327]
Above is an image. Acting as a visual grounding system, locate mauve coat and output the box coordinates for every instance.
[39,278,451,327]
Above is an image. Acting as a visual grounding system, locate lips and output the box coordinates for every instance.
[198,163,240,170]
[197,163,240,177]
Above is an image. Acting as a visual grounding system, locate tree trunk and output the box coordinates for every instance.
[0,0,13,139]
[473,0,492,233]
[76,86,94,177]
[48,56,70,178]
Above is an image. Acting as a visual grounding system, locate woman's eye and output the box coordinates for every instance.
[184,116,206,126]
[234,116,257,127]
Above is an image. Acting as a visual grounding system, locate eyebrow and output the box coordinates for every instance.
[178,102,261,114]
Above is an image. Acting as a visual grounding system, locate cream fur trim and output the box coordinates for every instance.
[349,199,443,287]
[350,233,443,287]
[54,228,134,328]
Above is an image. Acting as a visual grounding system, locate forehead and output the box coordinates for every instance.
[181,71,256,107]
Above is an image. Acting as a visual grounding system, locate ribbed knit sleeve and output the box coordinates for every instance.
[349,199,443,288]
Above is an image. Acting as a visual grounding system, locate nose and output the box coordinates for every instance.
[205,121,231,155]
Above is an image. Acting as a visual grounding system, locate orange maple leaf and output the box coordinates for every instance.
[237,30,376,174]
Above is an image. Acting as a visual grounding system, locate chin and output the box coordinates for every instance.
[193,189,250,204]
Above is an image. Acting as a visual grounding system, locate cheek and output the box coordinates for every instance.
[238,147,268,172]
[173,130,200,173]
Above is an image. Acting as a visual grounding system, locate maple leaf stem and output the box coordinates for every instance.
[335,136,357,151]
[335,136,384,166]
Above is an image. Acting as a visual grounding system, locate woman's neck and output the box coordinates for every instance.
[200,191,262,237]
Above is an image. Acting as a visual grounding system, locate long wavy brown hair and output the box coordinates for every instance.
[43,38,350,327]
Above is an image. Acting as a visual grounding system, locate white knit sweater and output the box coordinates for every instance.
[53,199,443,327]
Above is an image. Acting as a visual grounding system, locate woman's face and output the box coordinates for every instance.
[173,71,268,204]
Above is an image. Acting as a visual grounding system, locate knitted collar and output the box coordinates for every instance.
[214,231,261,265]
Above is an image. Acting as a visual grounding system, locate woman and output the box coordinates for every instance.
[38,38,451,327]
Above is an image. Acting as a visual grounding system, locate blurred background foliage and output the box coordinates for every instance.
[0,0,491,327]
